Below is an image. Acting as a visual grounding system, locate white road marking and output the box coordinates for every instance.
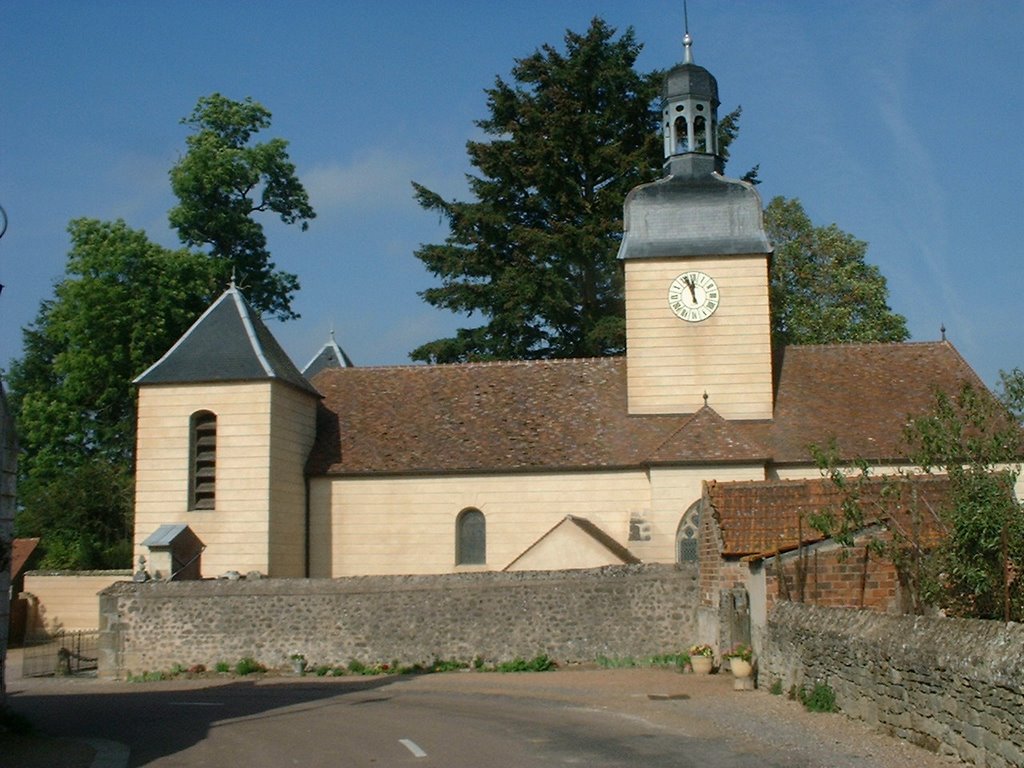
[399,738,428,758]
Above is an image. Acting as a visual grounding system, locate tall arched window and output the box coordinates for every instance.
[456,508,486,565]
[189,410,216,510]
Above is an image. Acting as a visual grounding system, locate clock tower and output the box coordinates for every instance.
[618,32,774,420]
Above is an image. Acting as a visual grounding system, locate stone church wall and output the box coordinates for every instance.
[761,602,1024,768]
[98,564,698,678]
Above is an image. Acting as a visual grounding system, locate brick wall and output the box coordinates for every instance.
[99,564,698,678]
[762,603,1024,767]
[763,536,906,613]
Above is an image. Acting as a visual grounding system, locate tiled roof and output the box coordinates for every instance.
[308,357,685,475]
[135,286,319,396]
[768,342,985,463]
[648,406,768,464]
[706,474,951,558]
[10,537,40,578]
[307,341,988,476]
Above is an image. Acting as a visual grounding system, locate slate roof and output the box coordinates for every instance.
[306,341,985,477]
[705,474,952,559]
[134,286,319,396]
[617,171,771,260]
[302,335,354,377]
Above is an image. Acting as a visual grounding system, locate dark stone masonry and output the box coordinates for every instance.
[99,564,699,678]
[761,602,1024,768]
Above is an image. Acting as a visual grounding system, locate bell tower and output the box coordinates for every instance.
[618,32,774,420]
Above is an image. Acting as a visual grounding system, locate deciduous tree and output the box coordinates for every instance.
[169,93,315,320]
[905,382,1024,621]
[7,219,219,567]
[765,196,909,347]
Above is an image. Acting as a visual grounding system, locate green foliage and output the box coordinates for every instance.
[765,197,909,347]
[169,93,315,320]
[234,657,266,676]
[798,682,839,712]
[906,382,1024,621]
[7,219,220,568]
[411,18,662,362]
[214,661,230,674]
[996,368,1024,424]
[769,678,783,696]
[496,654,556,672]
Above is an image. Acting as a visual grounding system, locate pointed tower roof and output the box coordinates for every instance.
[134,284,319,396]
[618,29,771,261]
[302,332,354,377]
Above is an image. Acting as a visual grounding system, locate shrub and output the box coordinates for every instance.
[234,657,266,676]
[214,661,230,674]
[798,682,838,712]
[497,654,556,672]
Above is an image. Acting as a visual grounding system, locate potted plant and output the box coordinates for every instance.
[290,653,307,675]
[724,643,753,679]
[688,644,714,674]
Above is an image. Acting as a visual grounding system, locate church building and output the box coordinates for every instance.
[131,34,998,582]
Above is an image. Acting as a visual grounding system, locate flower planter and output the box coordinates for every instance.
[690,655,713,675]
[291,659,307,675]
[729,658,752,678]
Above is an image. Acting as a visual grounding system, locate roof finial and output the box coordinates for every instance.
[683,0,694,64]
[703,390,709,406]
[940,323,946,342]
[229,267,237,290]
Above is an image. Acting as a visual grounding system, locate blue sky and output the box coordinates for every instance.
[1,1,1021,387]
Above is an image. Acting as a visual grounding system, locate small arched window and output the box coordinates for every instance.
[693,115,707,153]
[673,115,688,153]
[456,508,486,565]
[189,410,216,510]
[676,499,702,563]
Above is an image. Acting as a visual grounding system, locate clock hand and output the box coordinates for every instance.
[683,276,697,303]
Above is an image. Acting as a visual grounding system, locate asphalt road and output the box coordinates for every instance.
[6,669,954,767]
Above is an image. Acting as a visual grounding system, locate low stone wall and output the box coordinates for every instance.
[99,564,697,678]
[22,570,131,636]
[761,603,1024,767]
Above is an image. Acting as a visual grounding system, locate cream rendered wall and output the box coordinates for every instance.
[775,463,1024,506]
[267,384,318,577]
[505,520,630,571]
[625,256,773,419]
[22,572,128,633]
[635,464,768,564]
[134,381,315,578]
[309,470,653,577]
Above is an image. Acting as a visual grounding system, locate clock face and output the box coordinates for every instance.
[668,271,720,322]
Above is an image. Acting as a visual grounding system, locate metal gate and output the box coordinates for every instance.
[21,630,99,677]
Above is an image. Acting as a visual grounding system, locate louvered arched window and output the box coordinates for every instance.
[189,410,216,510]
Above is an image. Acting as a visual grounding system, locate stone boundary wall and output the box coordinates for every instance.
[99,564,698,678]
[761,603,1024,768]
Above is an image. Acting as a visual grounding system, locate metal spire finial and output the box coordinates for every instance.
[940,323,946,342]
[683,0,694,64]
[703,390,709,406]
